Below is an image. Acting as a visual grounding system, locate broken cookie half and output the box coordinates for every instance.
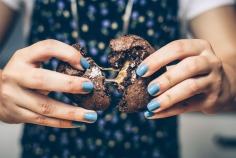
[56,35,165,113]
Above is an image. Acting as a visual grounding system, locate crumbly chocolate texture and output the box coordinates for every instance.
[56,44,111,111]
[109,35,164,113]
[109,34,155,69]
[56,35,165,113]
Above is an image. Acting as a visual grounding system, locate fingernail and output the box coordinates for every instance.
[72,121,84,127]
[136,64,148,76]
[84,112,97,122]
[147,100,160,112]
[148,83,160,95]
[82,82,94,92]
[144,110,154,117]
[80,57,90,70]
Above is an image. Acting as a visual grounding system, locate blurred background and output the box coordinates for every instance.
[1,8,236,158]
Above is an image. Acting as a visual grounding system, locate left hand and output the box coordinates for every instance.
[136,39,232,119]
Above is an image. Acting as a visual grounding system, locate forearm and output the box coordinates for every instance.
[190,6,236,111]
[221,62,236,111]
[0,2,17,51]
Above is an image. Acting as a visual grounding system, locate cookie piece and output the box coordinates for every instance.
[109,35,164,112]
[56,44,111,111]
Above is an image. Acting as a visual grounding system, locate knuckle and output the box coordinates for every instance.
[12,50,23,59]
[170,40,185,54]
[41,39,58,50]
[67,108,78,120]
[39,101,53,115]
[11,49,28,62]
[186,80,199,95]
[163,73,173,87]
[1,66,25,84]
[184,58,199,73]
[30,70,44,88]
[1,71,10,83]
[1,86,11,102]
[1,110,21,124]
[66,76,78,92]
[202,99,220,114]
[35,115,48,125]
[199,39,211,49]
[213,58,223,70]
[1,71,12,83]
[164,93,173,107]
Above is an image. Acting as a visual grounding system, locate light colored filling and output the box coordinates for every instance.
[105,60,130,85]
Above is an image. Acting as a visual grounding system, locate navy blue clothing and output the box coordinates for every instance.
[22,0,180,158]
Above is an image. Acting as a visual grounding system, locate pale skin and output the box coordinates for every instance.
[0,2,236,127]
[143,6,236,118]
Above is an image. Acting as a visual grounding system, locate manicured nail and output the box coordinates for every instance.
[136,64,148,76]
[147,100,160,112]
[80,57,90,70]
[84,112,97,122]
[82,82,94,92]
[148,83,160,95]
[72,121,84,127]
[144,110,154,117]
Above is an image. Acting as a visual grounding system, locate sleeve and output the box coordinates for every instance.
[179,0,236,37]
[0,0,22,11]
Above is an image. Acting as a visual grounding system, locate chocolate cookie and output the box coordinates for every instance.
[56,35,164,112]
[108,35,164,112]
[56,44,111,111]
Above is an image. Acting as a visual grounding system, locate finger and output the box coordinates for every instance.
[36,90,50,95]
[15,89,98,124]
[15,68,93,94]
[18,107,84,128]
[23,39,89,70]
[147,76,211,113]
[166,65,176,71]
[145,94,206,119]
[144,102,198,119]
[136,39,211,77]
[147,56,211,96]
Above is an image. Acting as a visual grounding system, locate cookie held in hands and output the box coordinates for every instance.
[56,35,165,112]
[56,44,111,111]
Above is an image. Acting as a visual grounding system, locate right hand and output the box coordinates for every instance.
[0,40,97,128]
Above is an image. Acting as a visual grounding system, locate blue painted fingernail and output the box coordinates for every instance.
[80,57,90,70]
[148,83,160,95]
[84,112,97,122]
[144,110,154,117]
[82,82,94,92]
[72,121,84,127]
[147,100,160,112]
[136,64,148,76]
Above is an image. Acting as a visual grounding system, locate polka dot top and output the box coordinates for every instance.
[22,0,180,158]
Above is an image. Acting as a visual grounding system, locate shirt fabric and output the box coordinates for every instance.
[1,0,235,38]
[0,0,235,158]
[25,0,180,158]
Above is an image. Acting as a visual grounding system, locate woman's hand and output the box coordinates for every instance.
[136,39,235,119]
[0,40,97,128]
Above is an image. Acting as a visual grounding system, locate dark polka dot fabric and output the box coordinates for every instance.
[22,0,180,158]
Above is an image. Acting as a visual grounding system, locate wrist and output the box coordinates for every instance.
[0,69,2,106]
[221,63,236,111]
